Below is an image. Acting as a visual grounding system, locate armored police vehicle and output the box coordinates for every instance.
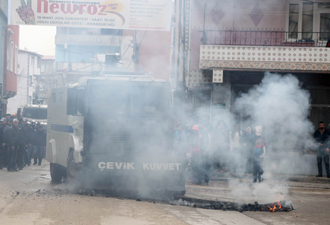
[21,105,48,125]
[46,75,185,197]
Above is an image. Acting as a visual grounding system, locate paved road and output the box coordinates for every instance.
[0,162,329,225]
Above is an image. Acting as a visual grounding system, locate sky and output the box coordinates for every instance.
[19,25,56,56]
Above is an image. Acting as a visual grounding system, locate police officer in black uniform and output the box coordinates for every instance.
[33,123,46,166]
[17,119,29,170]
[5,119,19,171]
[0,117,7,169]
[23,119,33,166]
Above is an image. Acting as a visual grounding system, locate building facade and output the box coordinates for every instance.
[166,0,330,175]
[7,50,42,114]
[172,0,330,129]
[0,1,19,115]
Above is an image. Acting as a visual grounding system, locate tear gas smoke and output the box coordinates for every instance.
[234,72,314,152]
[69,73,317,203]
[229,73,315,203]
[75,80,185,199]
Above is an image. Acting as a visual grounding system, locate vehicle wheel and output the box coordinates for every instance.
[67,150,77,179]
[50,163,63,183]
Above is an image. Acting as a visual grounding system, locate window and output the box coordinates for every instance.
[286,1,330,41]
[320,13,330,40]
[318,3,330,9]
[22,107,47,120]
[37,57,41,68]
[288,2,313,39]
[302,3,313,39]
[41,64,45,73]
[31,56,34,74]
[67,88,78,115]
[288,4,299,38]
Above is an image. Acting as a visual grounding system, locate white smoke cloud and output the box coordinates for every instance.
[234,72,315,152]
[227,73,316,203]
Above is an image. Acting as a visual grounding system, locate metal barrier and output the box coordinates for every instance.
[201,30,330,47]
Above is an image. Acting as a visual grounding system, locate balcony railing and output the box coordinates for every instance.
[200,30,330,47]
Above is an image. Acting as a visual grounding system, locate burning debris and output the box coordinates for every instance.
[171,197,294,213]
[242,200,294,212]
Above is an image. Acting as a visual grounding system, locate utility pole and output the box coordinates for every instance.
[201,0,207,44]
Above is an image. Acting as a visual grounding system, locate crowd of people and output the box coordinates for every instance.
[0,114,46,172]
[173,118,266,185]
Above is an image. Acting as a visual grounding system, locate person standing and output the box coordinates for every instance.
[5,119,19,171]
[17,119,29,170]
[33,123,46,166]
[23,119,33,166]
[240,126,256,173]
[0,118,7,169]
[230,124,242,172]
[252,136,266,183]
[313,121,330,178]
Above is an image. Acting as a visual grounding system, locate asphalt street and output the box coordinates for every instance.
[0,162,330,225]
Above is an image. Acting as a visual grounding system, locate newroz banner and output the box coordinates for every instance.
[11,0,172,31]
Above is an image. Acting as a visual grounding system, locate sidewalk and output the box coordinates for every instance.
[184,171,330,205]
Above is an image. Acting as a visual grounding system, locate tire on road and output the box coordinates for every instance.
[50,163,63,183]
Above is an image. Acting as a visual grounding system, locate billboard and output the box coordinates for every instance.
[11,0,172,31]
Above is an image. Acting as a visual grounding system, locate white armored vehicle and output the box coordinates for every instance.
[46,75,186,196]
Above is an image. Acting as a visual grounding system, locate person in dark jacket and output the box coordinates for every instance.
[17,119,29,169]
[22,119,33,166]
[313,121,330,178]
[240,126,256,173]
[33,123,46,166]
[5,119,19,171]
[0,117,7,169]
[252,136,266,183]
